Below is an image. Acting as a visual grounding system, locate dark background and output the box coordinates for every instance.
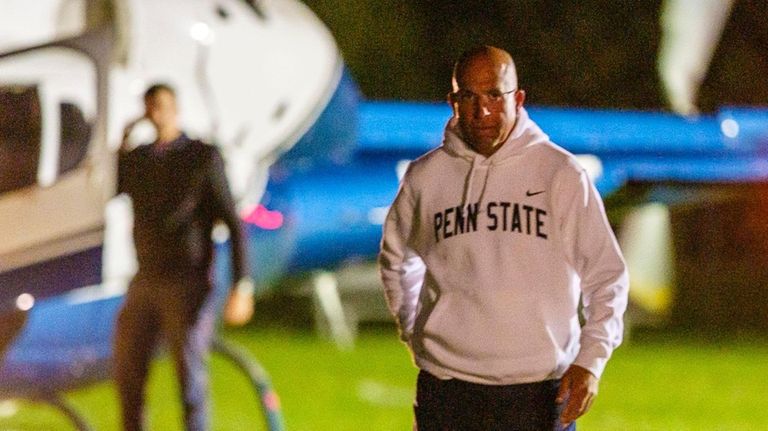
[303,0,768,111]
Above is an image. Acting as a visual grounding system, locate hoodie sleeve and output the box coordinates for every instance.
[378,173,426,343]
[555,166,629,379]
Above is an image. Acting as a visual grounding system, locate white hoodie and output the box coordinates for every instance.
[378,107,629,385]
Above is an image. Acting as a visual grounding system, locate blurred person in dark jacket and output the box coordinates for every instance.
[114,83,254,431]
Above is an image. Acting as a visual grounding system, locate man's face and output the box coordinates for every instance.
[144,89,177,130]
[451,56,524,156]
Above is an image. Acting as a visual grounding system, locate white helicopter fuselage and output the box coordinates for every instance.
[0,0,342,287]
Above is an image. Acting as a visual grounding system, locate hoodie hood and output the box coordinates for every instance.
[442,106,550,164]
[442,107,550,204]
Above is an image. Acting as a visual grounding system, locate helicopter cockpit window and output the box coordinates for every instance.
[0,86,41,194]
[0,46,96,194]
[59,101,91,175]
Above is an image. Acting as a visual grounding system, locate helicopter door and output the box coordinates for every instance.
[0,47,104,275]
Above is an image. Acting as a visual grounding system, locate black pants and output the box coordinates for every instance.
[114,272,217,431]
[415,370,575,431]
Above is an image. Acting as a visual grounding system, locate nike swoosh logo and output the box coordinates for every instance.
[526,190,545,197]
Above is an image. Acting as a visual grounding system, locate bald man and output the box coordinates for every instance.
[379,46,629,430]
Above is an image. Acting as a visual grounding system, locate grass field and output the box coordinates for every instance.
[1,327,767,430]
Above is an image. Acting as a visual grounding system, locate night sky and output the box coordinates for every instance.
[303,0,768,112]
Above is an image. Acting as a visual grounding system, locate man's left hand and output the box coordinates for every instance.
[556,364,599,426]
[223,278,255,327]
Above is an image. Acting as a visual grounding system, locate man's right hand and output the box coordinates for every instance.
[120,117,146,153]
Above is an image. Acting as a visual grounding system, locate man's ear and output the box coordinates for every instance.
[447,92,459,117]
[515,89,526,111]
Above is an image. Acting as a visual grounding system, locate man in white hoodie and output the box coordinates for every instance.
[379,46,629,430]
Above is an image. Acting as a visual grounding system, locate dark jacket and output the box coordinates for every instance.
[118,134,247,284]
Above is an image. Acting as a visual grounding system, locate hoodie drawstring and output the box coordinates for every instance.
[476,164,491,205]
[462,157,493,207]
[461,157,480,206]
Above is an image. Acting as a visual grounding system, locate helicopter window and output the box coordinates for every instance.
[0,86,41,194]
[59,101,91,175]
